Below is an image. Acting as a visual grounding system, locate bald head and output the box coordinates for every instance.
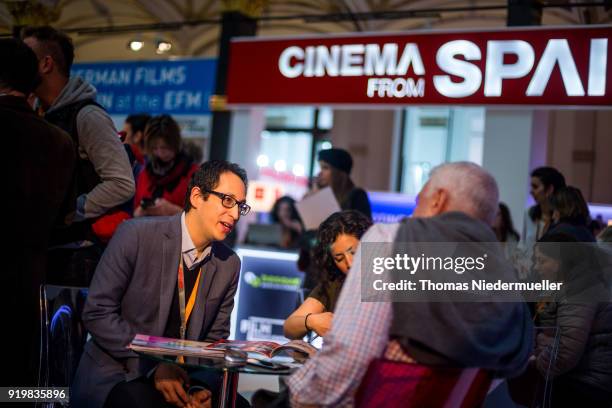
[413,162,499,225]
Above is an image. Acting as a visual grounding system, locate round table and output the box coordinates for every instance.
[136,351,299,408]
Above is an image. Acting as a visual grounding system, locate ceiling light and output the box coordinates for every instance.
[128,40,144,52]
[156,40,172,54]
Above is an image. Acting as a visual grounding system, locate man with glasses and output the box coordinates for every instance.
[73,160,250,408]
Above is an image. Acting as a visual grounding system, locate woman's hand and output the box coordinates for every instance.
[136,198,183,217]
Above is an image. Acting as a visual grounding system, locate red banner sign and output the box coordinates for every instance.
[227,26,611,107]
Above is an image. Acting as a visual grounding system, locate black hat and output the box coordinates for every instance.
[318,148,353,174]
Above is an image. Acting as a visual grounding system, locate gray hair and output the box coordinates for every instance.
[426,162,499,225]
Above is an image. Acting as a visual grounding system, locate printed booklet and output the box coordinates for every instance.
[207,339,317,360]
[129,335,317,362]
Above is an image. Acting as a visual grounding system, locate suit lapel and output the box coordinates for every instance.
[187,248,218,339]
[157,215,182,335]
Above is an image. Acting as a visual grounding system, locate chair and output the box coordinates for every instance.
[38,285,89,407]
[355,359,492,408]
[506,326,561,408]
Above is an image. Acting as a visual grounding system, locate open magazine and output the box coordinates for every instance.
[129,335,317,362]
[207,339,318,360]
[129,334,225,358]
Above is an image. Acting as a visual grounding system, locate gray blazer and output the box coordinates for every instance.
[71,215,240,408]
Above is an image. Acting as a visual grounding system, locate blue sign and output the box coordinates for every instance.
[368,191,415,224]
[72,58,217,115]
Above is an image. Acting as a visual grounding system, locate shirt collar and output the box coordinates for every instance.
[181,212,211,269]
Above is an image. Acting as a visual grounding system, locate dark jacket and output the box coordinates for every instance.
[545,222,595,243]
[390,212,534,378]
[2,95,75,385]
[341,187,372,220]
[536,296,612,392]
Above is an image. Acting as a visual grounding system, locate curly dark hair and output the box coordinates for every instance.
[184,160,248,211]
[314,210,372,281]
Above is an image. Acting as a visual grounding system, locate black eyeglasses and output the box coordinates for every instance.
[205,190,251,216]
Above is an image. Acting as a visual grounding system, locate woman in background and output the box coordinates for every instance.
[133,114,198,217]
[270,196,303,249]
[284,210,372,339]
[532,233,612,407]
[521,166,566,248]
[492,202,520,259]
[317,148,372,220]
[546,186,595,242]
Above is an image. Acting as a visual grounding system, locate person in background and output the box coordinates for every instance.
[589,215,606,239]
[298,148,373,295]
[521,166,566,248]
[2,37,75,387]
[284,211,372,339]
[532,233,612,407]
[182,139,205,165]
[492,202,520,259]
[123,113,150,165]
[546,186,595,242]
[317,148,372,220]
[134,114,198,217]
[23,26,135,286]
[270,196,303,249]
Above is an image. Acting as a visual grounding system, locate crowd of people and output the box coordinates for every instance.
[3,24,612,408]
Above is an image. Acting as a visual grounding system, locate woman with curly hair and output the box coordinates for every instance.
[284,210,372,339]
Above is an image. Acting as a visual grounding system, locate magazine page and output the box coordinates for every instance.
[272,340,318,358]
[129,334,224,358]
[207,339,281,358]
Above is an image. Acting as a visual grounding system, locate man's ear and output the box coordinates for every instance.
[430,188,450,215]
[40,55,53,75]
[189,187,203,209]
[545,185,555,197]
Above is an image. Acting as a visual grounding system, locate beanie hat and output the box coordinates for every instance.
[318,148,353,174]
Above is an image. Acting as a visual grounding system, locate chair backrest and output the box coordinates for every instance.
[355,358,491,408]
[534,326,561,408]
[39,285,89,393]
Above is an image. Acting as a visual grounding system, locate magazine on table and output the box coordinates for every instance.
[129,335,317,363]
[128,334,224,358]
[207,339,318,360]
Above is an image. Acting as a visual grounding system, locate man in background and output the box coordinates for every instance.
[1,38,75,386]
[23,26,135,286]
[123,113,150,165]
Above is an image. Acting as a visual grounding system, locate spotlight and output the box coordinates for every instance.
[156,40,172,54]
[274,160,287,172]
[256,154,269,167]
[128,40,144,52]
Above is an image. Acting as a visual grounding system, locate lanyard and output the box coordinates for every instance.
[177,255,202,341]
